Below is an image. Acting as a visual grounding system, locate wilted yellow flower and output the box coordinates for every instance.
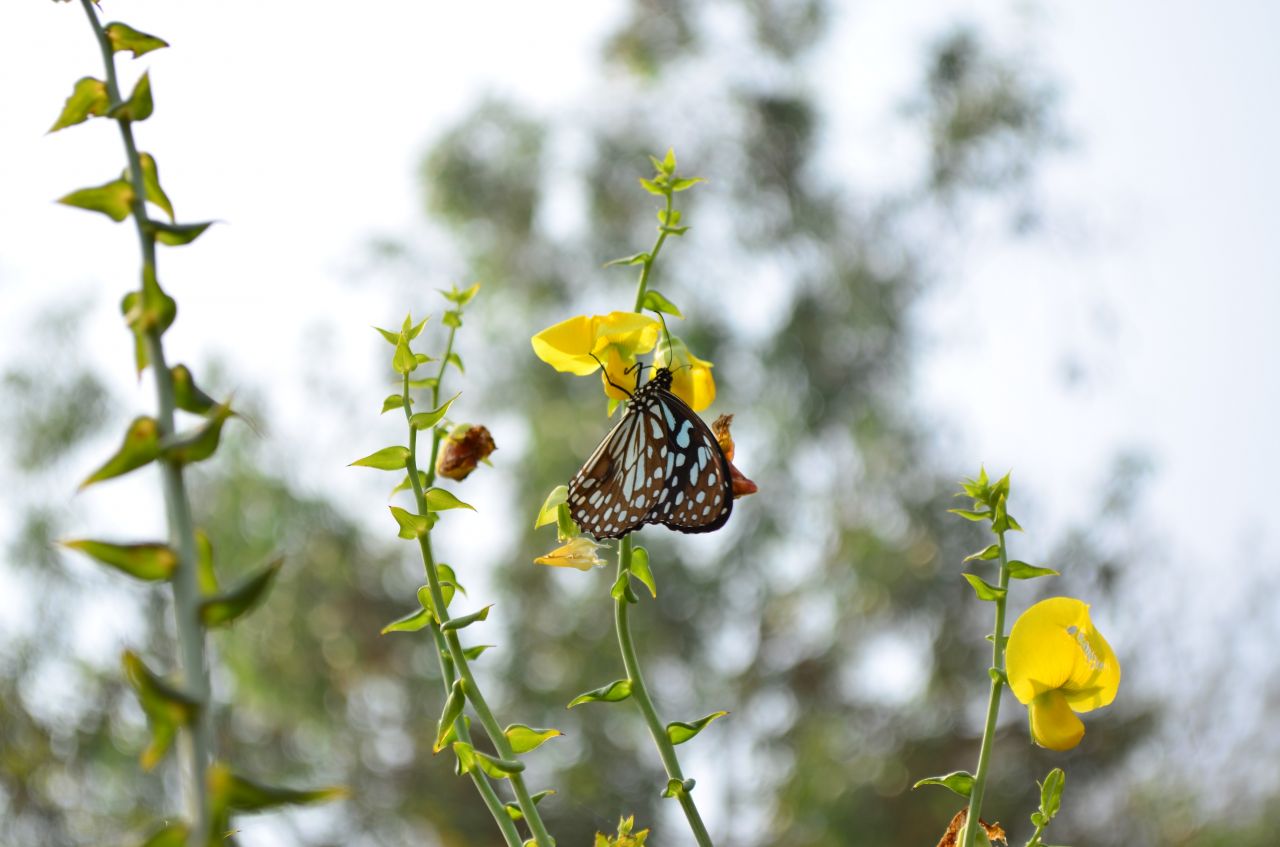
[654,335,715,412]
[533,537,607,572]
[1005,597,1121,751]
[531,312,660,399]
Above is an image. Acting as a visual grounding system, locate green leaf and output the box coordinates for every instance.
[912,770,974,799]
[503,789,555,821]
[199,559,282,628]
[446,352,465,374]
[504,724,562,754]
[441,604,492,632]
[380,604,433,635]
[195,529,218,594]
[1039,767,1065,819]
[534,485,568,529]
[393,337,416,374]
[409,391,461,431]
[629,545,656,598]
[604,252,650,268]
[390,470,428,496]
[413,352,434,366]
[474,750,525,778]
[1007,560,1059,580]
[407,315,429,340]
[109,71,154,122]
[437,562,466,595]
[389,506,432,539]
[660,148,677,174]
[641,289,683,318]
[666,711,727,745]
[962,573,1007,602]
[381,394,405,414]
[122,651,200,771]
[161,404,233,464]
[442,282,481,306]
[451,740,477,774]
[149,220,214,246]
[136,822,189,847]
[219,770,345,811]
[434,680,467,752]
[963,544,1001,563]
[350,445,410,471]
[425,487,475,512]
[105,22,169,57]
[638,177,666,196]
[61,539,177,582]
[170,364,218,415]
[567,679,632,708]
[80,416,161,489]
[443,310,462,328]
[988,666,1010,686]
[463,644,494,660]
[58,178,135,222]
[373,325,400,345]
[670,176,705,192]
[409,376,439,390]
[417,582,456,624]
[134,152,174,220]
[49,77,109,132]
[947,508,992,523]
[610,571,637,604]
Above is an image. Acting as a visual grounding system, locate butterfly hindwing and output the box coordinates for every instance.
[568,368,733,540]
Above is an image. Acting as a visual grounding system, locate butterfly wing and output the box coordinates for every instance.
[638,389,733,534]
[568,404,668,539]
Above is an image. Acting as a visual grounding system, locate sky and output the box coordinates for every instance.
[2,0,1279,837]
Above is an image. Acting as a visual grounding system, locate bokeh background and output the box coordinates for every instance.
[3,1,1278,845]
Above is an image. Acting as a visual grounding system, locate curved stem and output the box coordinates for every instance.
[79,1,212,841]
[615,536,714,846]
[404,369,554,847]
[963,531,1012,847]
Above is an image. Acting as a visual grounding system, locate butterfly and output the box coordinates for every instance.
[568,366,733,539]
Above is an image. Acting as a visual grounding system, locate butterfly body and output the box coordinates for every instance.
[569,368,733,539]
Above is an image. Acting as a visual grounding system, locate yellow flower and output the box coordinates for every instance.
[531,312,660,400]
[1005,597,1121,751]
[654,335,716,412]
[533,537,607,572]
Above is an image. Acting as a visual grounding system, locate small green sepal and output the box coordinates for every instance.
[629,546,656,598]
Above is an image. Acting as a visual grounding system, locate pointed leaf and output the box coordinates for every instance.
[393,337,416,374]
[474,750,525,778]
[963,544,1001,563]
[49,77,109,132]
[629,545,656,598]
[638,177,666,196]
[61,539,177,582]
[195,529,218,594]
[350,445,410,470]
[463,644,494,660]
[567,679,632,708]
[149,220,214,246]
[373,325,400,345]
[106,22,169,57]
[381,394,405,414]
[441,604,491,632]
[962,573,1006,602]
[534,485,568,529]
[642,289,683,318]
[947,508,992,523]
[199,559,282,628]
[406,315,429,340]
[389,506,432,539]
[912,770,975,799]
[666,711,727,745]
[425,487,475,512]
[661,148,677,173]
[671,177,705,192]
[1006,560,1059,580]
[441,282,481,306]
[417,583,456,624]
[109,71,153,122]
[409,392,461,431]
[504,724,562,754]
[604,252,650,268]
[161,404,233,464]
[442,310,462,329]
[170,364,219,415]
[122,651,199,770]
[504,789,555,821]
[390,470,428,496]
[220,770,345,811]
[80,416,161,489]
[434,680,467,752]
[408,376,438,390]
[446,352,465,374]
[610,571,637,604]
[1039,768,1065,818]
[59,178,135,222]
[380,603,434,635]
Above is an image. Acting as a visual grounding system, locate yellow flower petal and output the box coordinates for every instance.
[534,537,606,572]
[532,314,600,375]
[593,311,660,359]
[655,335,716,412]
[1006,597,1120,711]
[598,345,639,401]
[1028,689,1086,750]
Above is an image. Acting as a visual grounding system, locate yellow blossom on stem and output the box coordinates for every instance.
[531,312,660,400]
[534,537,607,572]
[654,335,715,412]
[1005,597,1121,751]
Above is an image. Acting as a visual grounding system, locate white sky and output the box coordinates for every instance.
[2,0,1279,838]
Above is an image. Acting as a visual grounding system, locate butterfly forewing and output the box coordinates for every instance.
[568,369,733,540]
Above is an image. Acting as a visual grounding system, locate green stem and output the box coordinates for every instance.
[632,192,674,312]
[615,537,714,847]
[963,531,1012,847]
[403,367,554,847]
[79,1,212,841]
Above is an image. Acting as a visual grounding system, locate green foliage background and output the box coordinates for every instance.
[4,2,1277,846]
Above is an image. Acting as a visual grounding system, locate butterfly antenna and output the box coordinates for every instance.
[590,353,634,397]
